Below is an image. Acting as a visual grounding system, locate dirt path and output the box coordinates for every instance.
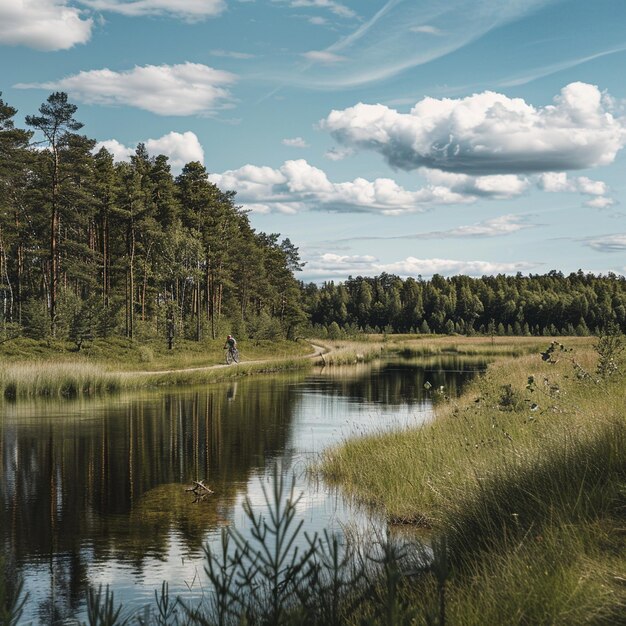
[120,342,330,377]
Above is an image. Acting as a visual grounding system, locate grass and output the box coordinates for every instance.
[0,361,123,399]
[311,338,388,365]
[321,336,626,623]
[0,336,313,399]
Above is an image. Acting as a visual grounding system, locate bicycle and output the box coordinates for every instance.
[225,346,239,365]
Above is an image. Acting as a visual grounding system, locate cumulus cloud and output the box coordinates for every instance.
[380,257,536,278]
[585,197,615,209]
[208,159,529,215]
[94,131,204,172]
[423,170,529,199]
[538,172,614,208]
[78,0,226,19]
[15,62,236,116]
[322,83,626,175]
[586,234,626,252]
[0,0,93,50]
[94,139,135,162]
[283,137,310,148]
[301,252,536,281]
[538,172,607,195]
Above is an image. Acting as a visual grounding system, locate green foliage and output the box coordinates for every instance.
[21,297,50,339]
[84,585,126,626]
[304,272,626,337]
[246,311,283,341]
[327,321,343,340]
[595,323,624,379]
[0,92,307,346]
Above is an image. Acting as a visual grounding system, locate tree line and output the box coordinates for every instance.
[303,271,626,337]
[0,91,306,345]
[2,91,625,347]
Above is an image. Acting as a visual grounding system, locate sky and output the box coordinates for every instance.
[1,0,626,283]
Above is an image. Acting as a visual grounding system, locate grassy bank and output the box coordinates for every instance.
[321,336,626,623]
[0,336,312,399]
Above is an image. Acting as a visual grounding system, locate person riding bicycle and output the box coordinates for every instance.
[224,335,237,351]
[224,335,239,364]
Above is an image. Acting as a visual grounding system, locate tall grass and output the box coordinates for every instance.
[0,357,314,400]
[311,339,387,366]
[320,339,626,622]
[0,362,122,399]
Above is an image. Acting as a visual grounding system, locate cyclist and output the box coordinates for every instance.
[224,334,237,351]
[224,335,239,363]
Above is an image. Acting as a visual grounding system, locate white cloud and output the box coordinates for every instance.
[586,234,626,252]
[15,63,236,116]
[94,131,204,172]
[282,137,310,148]
[275,0,355,19]
[423,170,529,199]
[210,49,255,59]
[437,214,532,238]
[78,0,226,19]
[410,25,443,35]
[302,50,346,64]
[334,214,533,242]
[538,172,614,207]
[585,197,615,209]
[94,139,135,162]
[324,146,354,161]
[538,172,607,195]
[274,0,558,88]
[322,83,626,175]
[302,252,536,281]
[0,0,93,50]
[208,159,530,215]
[379,257,536,278]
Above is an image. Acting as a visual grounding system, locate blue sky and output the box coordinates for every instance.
[1,0,625,282]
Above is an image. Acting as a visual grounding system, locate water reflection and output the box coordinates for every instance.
[0,357,484,624]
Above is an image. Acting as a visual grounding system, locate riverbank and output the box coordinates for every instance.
[321,336,626,624]
[0,334,540,399]
[0,335,417,398]
[0,336,315,399]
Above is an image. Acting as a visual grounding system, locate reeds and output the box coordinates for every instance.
[0,356,313,400]
[0,361,122,399]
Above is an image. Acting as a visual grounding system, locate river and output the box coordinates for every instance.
[0,356,484,624]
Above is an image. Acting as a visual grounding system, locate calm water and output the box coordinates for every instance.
[0,357,484,624]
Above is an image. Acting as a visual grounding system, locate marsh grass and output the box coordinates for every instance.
[0,337,314,399]
[311,340,388,366]
[0,357,314,399]
[321,339,626,623]
[0,361,123,399]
